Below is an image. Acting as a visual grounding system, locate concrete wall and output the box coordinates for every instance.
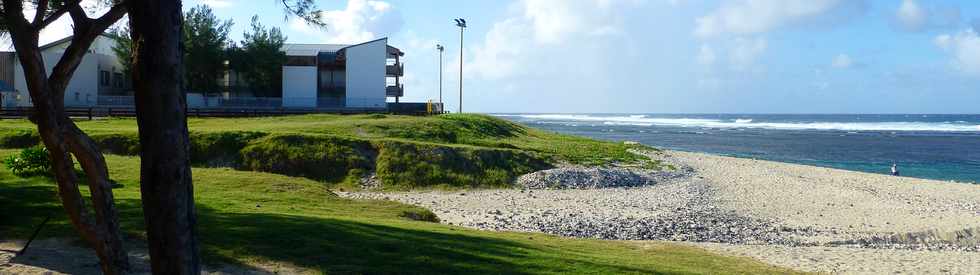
[282,66,317,107]
[344,39,387,108]
[13,51,100,107]
[97,52,128,96]
[5,36,120,108]
[89,36,116,55]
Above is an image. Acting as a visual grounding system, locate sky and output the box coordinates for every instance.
[19,0,980,113]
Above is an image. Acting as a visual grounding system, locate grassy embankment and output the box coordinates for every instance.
[1,114,659,190]
[0,114,798,273]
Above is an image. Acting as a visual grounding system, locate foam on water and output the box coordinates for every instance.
[501,114,980,132]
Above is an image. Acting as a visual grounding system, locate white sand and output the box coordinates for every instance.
[341,150,980,274]
[688,242,980,274]
[673,151,980,239]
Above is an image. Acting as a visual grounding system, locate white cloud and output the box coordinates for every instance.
[692,1,865,74]
[728,37,767,71]
[896,0,926,30]
[694,0,866,39]
[291,0,403,44]
[519,0,633,44]
[464,0,639,80]
[894,0,961,32]
[696,44,716,66]
[934,29,980,76]
[201,0,233,8]
[465,18,528,80]
[831,54,853,69]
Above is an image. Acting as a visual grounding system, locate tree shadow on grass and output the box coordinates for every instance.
[1,183,668,274]
[195,207,664,274]
[198,206,544,274]
[0,184,73,239]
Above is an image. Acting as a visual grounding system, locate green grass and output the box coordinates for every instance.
[0,149,799,274]
[0,114,660,189]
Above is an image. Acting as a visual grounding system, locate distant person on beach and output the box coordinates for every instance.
[891,163,900,176]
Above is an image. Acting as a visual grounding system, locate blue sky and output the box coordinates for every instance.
[30,0,980,113]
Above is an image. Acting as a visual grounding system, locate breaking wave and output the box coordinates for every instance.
[497,114,980,132]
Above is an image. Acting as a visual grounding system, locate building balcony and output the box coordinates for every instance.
[386,63,404,76]
[386,85,404,97]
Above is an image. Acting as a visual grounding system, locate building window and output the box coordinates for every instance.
[285,56,316,66]
[113,72,124,88]
[99,71,110,86]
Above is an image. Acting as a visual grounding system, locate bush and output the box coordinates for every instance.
[3,146,51,177]
[375,141,551,189]
[190,131,267,166]
[399,209,440,223]
[240,134,375,182]
[91,133,141,155]
[0,130,40,148]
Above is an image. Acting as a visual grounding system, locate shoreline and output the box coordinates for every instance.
[652,147,978,185]
[339,149,980,274]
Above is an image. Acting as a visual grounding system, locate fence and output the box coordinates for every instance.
[1,103,445,119]
[98,95,134,106]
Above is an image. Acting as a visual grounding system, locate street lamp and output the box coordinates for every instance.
[436,44,444,106]
[454,18,466,113]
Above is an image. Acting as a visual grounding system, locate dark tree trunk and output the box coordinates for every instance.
[127,0,200,274]
[1,2,130,274]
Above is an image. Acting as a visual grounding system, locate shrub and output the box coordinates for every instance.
[0,130,40,148]
[190,131,267,166]
[90,133,141,155]
[375,141,551,189]
[240,134,375,182]
[3,146,51,177]
[399,209,440,223]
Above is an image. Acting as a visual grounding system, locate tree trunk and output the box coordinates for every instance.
[127,0,200,274]
[4,9,129,275]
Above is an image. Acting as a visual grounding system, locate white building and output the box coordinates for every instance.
[280,38,404,109]
[0,36,406,110]
[0,34,128,108]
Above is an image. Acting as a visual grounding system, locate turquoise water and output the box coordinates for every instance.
[498,114,980,184]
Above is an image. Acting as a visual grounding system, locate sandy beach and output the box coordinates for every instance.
[340,150,980,274]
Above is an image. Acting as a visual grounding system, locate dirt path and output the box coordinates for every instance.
[0,238,311,275]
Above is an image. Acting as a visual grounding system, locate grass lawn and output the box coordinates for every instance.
[0,149,799,274]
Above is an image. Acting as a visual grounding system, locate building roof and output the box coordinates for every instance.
[282,38,402,57]
[38,33,116,52]
[281,43,349,57]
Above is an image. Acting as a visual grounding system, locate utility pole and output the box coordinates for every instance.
[454,18,466,113]
[437,44,444,106]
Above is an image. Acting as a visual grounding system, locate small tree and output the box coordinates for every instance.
[0,1,129,273]
[107,25,132,80]
[228,16,286,97]
[183,5,232,95]
[3,1,324,274]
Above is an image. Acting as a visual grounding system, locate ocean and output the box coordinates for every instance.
[496,114,980,184]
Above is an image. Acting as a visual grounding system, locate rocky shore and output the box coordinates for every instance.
[339,150,980,274]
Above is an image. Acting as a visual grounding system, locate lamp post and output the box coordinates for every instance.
[454,18,466,113]
[436,44,444,106]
